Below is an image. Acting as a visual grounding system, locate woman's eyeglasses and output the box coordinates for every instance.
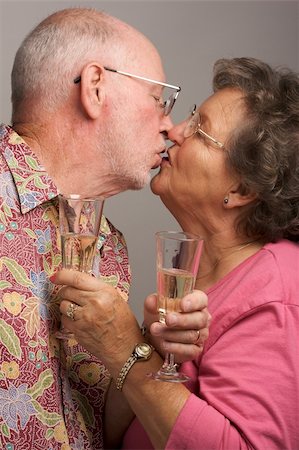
[183,104,225,148]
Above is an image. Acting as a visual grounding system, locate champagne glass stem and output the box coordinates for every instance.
[169,353,175,367]
[161,353,176,373]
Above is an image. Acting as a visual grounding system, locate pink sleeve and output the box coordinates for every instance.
[166,302,299,450]
[166,394,246,450]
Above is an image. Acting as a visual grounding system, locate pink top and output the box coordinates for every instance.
[122,240,299,450]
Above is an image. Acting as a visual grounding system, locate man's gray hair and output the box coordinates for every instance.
[11,8,123,117]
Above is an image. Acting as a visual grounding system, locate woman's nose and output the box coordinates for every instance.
[167,120,187,145]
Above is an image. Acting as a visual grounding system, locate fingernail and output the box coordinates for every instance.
[163,342,170,351]
[151,322,163,335]
[49,273,57,283]
[182,299,192,312]
[167,313,178,326]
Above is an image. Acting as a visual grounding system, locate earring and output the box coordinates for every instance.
[224,197,229,204]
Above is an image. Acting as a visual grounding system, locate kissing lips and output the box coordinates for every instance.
[151,154,163,169]
[161,149,171,167]
[151,148,169,169]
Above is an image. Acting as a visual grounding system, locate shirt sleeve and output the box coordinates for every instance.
[166,302,299,450]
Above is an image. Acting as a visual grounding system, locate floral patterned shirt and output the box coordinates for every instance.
[0,124,131,450]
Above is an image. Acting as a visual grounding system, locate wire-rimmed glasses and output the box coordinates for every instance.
[74,67,181,116]
[184,104,225,148]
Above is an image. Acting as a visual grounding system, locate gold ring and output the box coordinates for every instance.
[194,330,202,346]
[66,302,78,321]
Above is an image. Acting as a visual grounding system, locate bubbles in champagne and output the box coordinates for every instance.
[157,268,195,324]
[61,233,98,273]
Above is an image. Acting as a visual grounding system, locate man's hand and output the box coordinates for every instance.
[53,270,211,369]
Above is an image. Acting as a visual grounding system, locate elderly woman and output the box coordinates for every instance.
[54,57,299,449]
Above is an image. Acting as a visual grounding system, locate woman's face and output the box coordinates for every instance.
[151,87,246,215]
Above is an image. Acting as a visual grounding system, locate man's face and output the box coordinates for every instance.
[99,51,174,192]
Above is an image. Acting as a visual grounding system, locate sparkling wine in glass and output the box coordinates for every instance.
[150,231,203,382]
[61,233,98,274]
[56,194,104,339]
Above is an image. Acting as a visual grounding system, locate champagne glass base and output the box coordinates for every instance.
[147,370,189,383]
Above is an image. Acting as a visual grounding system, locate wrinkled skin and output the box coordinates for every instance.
[53,269,210,370]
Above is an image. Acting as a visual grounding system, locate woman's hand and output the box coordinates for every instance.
[52,269,211,372]
[144,291,210,363]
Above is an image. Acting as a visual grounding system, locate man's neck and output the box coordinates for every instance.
[12,121,125,199]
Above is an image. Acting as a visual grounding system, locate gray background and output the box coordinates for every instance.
[1,0,298,322]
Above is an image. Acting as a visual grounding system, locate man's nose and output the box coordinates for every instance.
[161,113,174,132]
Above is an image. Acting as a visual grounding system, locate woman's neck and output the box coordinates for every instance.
[195,239,263,291]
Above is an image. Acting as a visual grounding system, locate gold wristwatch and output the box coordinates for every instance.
[116,343,154,391]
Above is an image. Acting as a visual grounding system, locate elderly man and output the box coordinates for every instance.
[0,8,209,449]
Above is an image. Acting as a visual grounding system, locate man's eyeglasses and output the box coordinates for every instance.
[74,67,181,116]
[183,104,225,148]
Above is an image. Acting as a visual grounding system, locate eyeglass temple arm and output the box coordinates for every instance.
[198,128,224,148]
[74,68,181,93]
[104,67,181,91]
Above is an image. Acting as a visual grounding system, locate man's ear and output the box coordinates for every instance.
[78,63,106,119]
[224,183,258,208]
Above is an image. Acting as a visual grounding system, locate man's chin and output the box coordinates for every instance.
[129,172,151,191]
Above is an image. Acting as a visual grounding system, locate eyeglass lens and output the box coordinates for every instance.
[183,107,224,148]
[164,91,179,116]
[184,110,199,138]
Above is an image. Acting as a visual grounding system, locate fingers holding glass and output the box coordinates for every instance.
[55,194,104,339]
[148,231,204,382]
[150,320,207,362]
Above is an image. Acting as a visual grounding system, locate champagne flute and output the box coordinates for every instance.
[56,194,104,339]
[149,231,203,382]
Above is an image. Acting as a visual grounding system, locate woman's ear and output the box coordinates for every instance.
[78,63,106,119]
[224,183,258,208]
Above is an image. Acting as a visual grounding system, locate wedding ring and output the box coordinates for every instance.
[66,302,78,321]
[194,330,202,346]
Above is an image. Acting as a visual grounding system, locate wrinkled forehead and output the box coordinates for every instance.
[200,88,246,125]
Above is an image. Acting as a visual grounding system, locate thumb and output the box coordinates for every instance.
[144,293,158,323]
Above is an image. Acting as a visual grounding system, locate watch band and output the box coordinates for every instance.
[140,323,148,337]
[116,343,154,391]
[116,354,138,391]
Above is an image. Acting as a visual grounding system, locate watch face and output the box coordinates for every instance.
[136,343,152,358]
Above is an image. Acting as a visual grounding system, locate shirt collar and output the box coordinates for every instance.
[0,125,59,214]
[0,125,111,242]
